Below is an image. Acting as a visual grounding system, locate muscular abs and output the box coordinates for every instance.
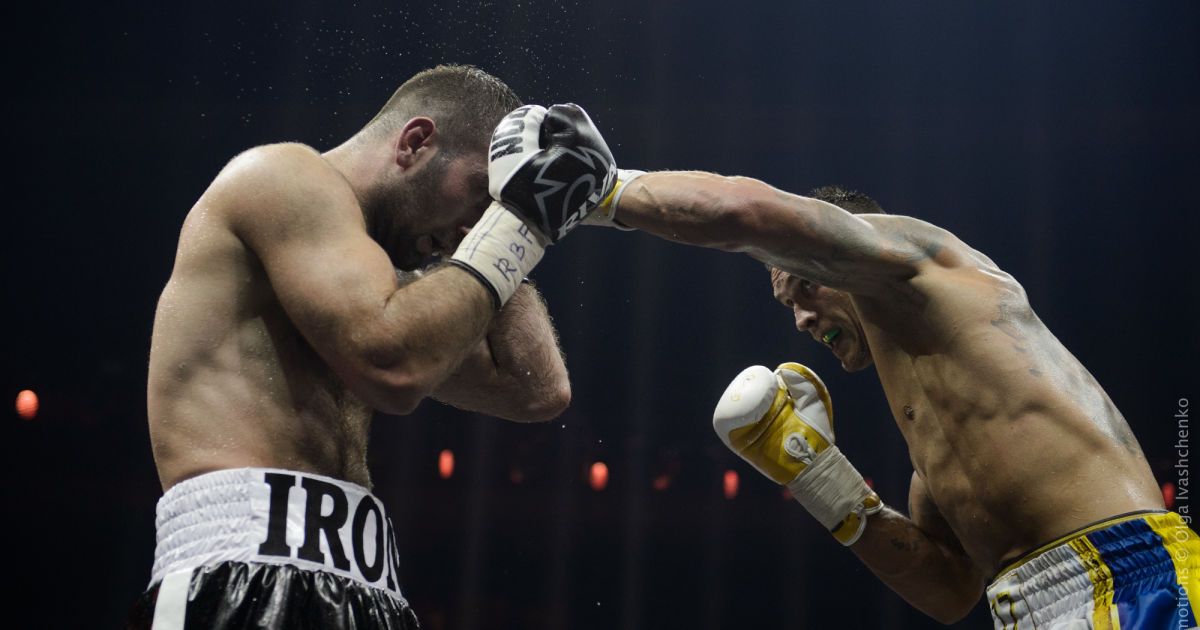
[857,264,1161,573]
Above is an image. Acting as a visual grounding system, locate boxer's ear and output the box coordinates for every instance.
[395,117,436,170]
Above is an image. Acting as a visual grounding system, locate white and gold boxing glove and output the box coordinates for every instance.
[713,362,882,545]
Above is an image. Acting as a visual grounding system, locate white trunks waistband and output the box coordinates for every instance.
[151,467,406,602]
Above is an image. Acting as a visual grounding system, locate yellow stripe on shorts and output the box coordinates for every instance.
[1068,535,1120,629]
[1145,512,1200,620]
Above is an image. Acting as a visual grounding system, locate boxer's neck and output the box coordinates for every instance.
[322,137,401,244]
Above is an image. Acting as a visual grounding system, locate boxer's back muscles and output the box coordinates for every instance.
[149,144,377,489]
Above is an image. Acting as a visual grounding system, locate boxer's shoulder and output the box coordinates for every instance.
[217,143,352,205]
[866,215,1025,304]
[205,143,361,239]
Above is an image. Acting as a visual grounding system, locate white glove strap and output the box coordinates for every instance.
[586,169,645,230]
[609,169,646,215]
[785,445,871,531]
[450,201,547,308]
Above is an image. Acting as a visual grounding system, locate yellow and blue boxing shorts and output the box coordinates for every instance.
[987,510,1200,629]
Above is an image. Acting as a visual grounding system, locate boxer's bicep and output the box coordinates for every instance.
[737,190,933,295]
[219,148,407,403]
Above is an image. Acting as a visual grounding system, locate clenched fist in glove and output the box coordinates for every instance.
[713,362,883,545]
[451,103,619,308]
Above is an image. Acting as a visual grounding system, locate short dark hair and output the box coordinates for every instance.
[763,185,885,274]
[364,64,521,155]
[808,185,885,215]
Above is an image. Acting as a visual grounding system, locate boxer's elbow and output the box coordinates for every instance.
[521,380,572,422]
[339,351,438,415]
[497,374,571,423]
[918,581,982,625]
[924,601,974,626]
[350,368,428,415]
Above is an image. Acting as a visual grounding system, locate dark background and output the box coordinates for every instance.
[3,1,1198,628]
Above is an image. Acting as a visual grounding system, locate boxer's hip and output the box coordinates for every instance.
[986,510,1200,629]
[136,467,414,628]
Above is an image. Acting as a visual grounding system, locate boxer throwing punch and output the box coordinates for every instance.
[132,64,619,629]
[585,145,1197,625]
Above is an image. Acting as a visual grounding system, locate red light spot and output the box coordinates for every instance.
[15,390,38,420]
[652,474,671,491]
[589,461,608,491]
[864,476,874,490]
[1163,482,1176,510]
[723,470,739,499]
[438,449,454,479]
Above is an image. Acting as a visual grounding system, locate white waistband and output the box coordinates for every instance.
[986,542,1098,627]
[152,467,405,602]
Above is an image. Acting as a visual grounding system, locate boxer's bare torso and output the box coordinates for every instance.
[148,148,375,489]
[843,218,1160,573]
[610,172,1161,616]
[148,140,570,493]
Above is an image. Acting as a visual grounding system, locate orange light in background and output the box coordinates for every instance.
[723,469,739,499]
[1163,482,1176,510]
[15,390,38,420]
[652,474,671,491]
[438,449,454,479]
[589,461,608,491]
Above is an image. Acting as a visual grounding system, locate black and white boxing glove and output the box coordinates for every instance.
[451,104,617,308]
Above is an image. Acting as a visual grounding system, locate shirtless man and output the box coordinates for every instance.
[130,68,620,629]
[589,163,1197,627]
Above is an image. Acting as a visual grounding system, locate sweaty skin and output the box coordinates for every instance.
[611,172,1161,623]
[148,142,570,491]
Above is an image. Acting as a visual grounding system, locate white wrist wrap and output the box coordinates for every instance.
[586,169,646,230]
[450,201,547,308]
[785,445,871,531]
[609,169,646,214]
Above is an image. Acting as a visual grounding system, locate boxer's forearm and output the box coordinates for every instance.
[432,283,570,422]
[850,507,984,624]
[345,265,496,414]
[614,172,925,295]
[613,171,763,251]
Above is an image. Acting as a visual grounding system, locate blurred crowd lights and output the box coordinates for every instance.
[433,451,788,501]
[723,470,739,499]
[589,461,609,491]
[15,389,39,420]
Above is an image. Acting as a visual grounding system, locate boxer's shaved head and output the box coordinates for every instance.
[365,64,521,155]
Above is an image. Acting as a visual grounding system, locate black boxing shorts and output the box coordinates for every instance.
[126,467,419,629]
